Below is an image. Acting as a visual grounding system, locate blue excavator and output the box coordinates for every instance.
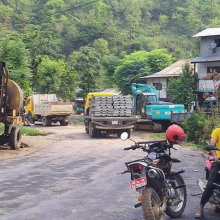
[131,83,189,132]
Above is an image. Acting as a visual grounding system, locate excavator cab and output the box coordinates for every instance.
[135,93,157,117]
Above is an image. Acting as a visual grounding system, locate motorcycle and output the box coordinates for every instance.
[119,132,187,220]
[198,144,220,213]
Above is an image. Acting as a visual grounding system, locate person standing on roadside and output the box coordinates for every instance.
[194,128,220,219]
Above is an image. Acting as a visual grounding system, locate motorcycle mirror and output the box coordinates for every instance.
[206,144,219,151]
[120,132,128,141]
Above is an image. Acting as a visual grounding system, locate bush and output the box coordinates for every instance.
[182,109,220,147]
[182,111,206,145]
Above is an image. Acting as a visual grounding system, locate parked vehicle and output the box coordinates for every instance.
[0,61,23,150]
[132,83,189,131]
[73,98,84,114]
[84,92,136,138]
[198,144,220,213]
[119,125,187,220]
[25,94,73,126]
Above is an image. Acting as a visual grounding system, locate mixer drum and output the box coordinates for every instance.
[7,79,23,115]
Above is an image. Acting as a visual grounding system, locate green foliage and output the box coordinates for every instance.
[0,125,47,136]
[20,126,47,136]
[114,49,173,94]
[76,46,101,97]
[167,63,196,110]
[0,37,32,96]
[149,132,166,140]
[182,110,220,147]
[35,56,65,94]
[0,0,220,99]
[182,111,206,145]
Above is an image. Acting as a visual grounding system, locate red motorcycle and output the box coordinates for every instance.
[198,145,220,212]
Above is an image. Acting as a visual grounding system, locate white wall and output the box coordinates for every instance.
[146,78,167,99]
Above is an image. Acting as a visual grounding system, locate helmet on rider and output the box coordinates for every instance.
[166,124,186,146]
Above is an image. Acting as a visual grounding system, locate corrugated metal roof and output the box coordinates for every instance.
[193,28,220,37]
[191,56,220,63]
[139,59,190,79]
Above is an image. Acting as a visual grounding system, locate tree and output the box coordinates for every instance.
[0,36,32,95]
[35,56,65,94]
[76,46,101,97]
[114,49,173,94]
[167,63,196,110]
[59,66,77,100]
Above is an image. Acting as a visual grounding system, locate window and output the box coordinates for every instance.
[153,83,162,90]
[215,39,220,47]
[207,66,220,73]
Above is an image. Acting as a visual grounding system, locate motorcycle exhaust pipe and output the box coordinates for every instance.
[148,169,159,179]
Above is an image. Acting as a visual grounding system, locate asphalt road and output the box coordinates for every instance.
[0,125,219,220]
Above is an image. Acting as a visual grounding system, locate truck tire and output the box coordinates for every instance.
[89,121,96,138]
[60,118,68,126]
[47,117,52,126]
[10,126,22,150]
[96,129,101,138]
[42,117,48,126]
[117,131,122,138]
[126,129,131,138]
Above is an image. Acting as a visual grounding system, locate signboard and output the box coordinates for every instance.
[198,80,220,92]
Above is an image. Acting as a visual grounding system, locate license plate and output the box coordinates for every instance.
[112,121,118,125]
[156,111,160,114]
[130,177,147,189]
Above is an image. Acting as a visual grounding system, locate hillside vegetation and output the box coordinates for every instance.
[0,0,220,98]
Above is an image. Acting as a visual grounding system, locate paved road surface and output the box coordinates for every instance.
[0,126,219,220]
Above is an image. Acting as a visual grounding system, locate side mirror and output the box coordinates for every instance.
[206,144,219,151]
[120,132,129,141]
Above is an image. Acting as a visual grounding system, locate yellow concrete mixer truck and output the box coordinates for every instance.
[0,62,23,150]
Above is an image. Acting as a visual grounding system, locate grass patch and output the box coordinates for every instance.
[0,124,47,136]
[20,126,47,136]
[187,142,205,151]
[149,132,166,139]
[74,116,84,125]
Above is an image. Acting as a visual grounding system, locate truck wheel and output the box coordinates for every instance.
[117,131,122,138]
[60,119,68,126]
[89,121,96,138]
[126,129,131,138]
[42,117,48,126]
[47,118,52,126]
[96,129,101,138]
[10,126,22,150]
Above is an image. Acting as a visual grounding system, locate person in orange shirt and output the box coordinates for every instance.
[195,128,220,219]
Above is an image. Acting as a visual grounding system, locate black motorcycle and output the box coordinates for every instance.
[119,133,187,220]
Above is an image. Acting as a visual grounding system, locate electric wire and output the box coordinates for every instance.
[0,0,99,29]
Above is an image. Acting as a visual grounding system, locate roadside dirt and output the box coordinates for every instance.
[0,124,203,160]
[0,134,57,160]
[0,115,84,160]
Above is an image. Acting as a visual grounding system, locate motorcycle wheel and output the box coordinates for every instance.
[210,203,220,213]
[142,187,164,220]
[166,174,187,218]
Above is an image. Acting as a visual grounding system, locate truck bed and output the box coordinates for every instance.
[34,103,73,116]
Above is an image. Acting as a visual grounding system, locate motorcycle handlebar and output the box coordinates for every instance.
[124,145,138,151]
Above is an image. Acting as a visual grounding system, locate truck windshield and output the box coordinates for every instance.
[145,95,157,104]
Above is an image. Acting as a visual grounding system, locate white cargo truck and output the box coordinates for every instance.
[25,94,73,126]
